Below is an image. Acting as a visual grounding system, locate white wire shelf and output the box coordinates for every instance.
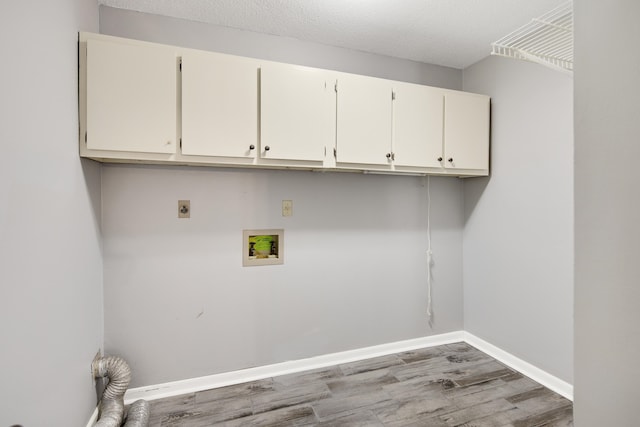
[491,1,573,75]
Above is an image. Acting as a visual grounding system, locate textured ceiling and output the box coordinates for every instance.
[98,0,566,69]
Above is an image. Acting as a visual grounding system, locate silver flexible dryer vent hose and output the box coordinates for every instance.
[93,356,150,427]
[124,399,151,427]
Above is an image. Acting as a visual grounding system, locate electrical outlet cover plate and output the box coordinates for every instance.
[282,200,293,217]
[178,200,190,218]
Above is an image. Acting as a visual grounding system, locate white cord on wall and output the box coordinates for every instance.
[426,176,433,319]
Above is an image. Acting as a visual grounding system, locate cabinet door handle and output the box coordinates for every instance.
[249,144,255,150]
[437,157,443,162]
[386,153,392,159]
[448,158,454,163]
[264,146,270,151]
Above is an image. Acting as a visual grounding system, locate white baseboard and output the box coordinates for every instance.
[464,332,573,401]
[121,330,573,406]
[85,406,99,427]
[124,331,465,404]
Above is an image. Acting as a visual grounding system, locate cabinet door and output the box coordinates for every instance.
[444,92,490,170]
[86,39,177,154]
[181,51,259,158]
[336,73,393,165]
[392,83,444,168]
[261,63,334,162]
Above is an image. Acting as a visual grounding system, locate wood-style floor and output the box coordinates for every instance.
[146,342,573,426]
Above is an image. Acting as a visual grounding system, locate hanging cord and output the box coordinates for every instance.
[426,176,433,319]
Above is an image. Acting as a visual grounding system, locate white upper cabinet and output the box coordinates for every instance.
[85,38,177,154]
[260,62,335,162]
[79,33,490,177]
[181,50,259,158]
[392,83,444,168]
[443,91,490,172]
[336,73,393,166]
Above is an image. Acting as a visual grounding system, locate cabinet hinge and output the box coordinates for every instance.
[179,59,182,72]
[333,147,337,158]
[84,131,87,143]
[334,81,338,93]
[392,91,396,100]
[179,138,182,149]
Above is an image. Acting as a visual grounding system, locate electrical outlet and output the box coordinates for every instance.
[282,200,293,217]
[178,200,190,218]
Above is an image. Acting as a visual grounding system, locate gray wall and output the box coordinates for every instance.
[99,6,462,89]
[103,167,463,386]
[462,56,574,383]
[99,8,465,387]
[574,0,640,424]
[0,1,102,426]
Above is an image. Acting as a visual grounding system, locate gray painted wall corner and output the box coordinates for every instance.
[0,0,102,426]
[574,0,640,425]
[462,55,574,384]
[98,5,462,90]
